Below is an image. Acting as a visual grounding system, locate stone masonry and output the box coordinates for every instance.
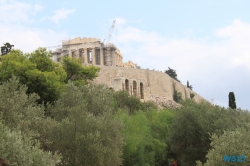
[93,66,206,107]
[53,37,206,108]
[53,37,137,68]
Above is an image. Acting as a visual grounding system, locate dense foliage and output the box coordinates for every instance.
[118,109,174,165]
[62,56,100,86]
[197,124,250,166]
[0,47,250,166]
[0,77,60,165]
[0,42,14,56]
[0,48,100,104]
[167,100,250,166]
[48,83,124,166]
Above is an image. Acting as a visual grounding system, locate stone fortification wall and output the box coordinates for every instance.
[93,66,205,105]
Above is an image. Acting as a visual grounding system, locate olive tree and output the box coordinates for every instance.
[48,83,124,166]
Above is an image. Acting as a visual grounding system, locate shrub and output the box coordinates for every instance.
[0,120,60,166]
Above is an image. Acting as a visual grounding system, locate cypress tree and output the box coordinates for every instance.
[228,92,237,109]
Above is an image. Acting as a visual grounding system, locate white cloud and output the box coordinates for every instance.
[45,8,75,24]
[215,19,250,68]
[113,19,250,109]
[0,24,68,53]
[0,1,68,52]
[0,0,42,23]
[115,19,250,72]
[34,4,43,12]
[115,18,126,25]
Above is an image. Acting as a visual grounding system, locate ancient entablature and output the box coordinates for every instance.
[53,37,138,68]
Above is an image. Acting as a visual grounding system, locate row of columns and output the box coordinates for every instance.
[66,47,123,66]
[69,47,104,65]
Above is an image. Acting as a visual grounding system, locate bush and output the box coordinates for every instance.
[190,93,195,99]
[197,124,250,166]
[48,83,124,166]
[173,89,182,103]
[117,109,174,166]
[0,120,60,166]
[167,100,250,166]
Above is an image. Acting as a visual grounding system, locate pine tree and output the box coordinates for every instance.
[187,80,193,90]
[228,92,237,109]
[165,67,181,83]
[1,42,14,56]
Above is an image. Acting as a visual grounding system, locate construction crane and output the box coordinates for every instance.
[103,20,116,47]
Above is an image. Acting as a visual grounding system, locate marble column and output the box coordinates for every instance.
[100,47,104,65]
[69,49,72,58]
[92,48,95,65]
[84,48,88,64]
[80,49,84,63]
[106,48,111,66]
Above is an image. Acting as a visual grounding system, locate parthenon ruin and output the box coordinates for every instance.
[53,37,138,68]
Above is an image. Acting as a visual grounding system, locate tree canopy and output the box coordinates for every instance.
[229,92,237,109]
[167,100,250,166]
[0,42,14,56]
[62,56,100,86]
[197,125,250,166]
[0,48,100,104]
[165,67,181,82]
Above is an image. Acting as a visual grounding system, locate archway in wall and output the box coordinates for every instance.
[140,82,144,99]
[133,81,137,96]
[125,79,129,92]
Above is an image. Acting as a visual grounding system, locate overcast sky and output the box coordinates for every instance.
[1,0,250,110]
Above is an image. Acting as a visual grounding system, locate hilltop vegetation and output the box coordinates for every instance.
[0,48,250,166]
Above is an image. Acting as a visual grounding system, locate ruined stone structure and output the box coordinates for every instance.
[93,66,205,107]
[53,37,206,108]
[53,37,137,68]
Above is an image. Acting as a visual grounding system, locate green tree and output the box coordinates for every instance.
[62,56,100,86]
[0,76,58,150]
[118,110,155,166]
[190,93,195,99]
[0,42,14,56]
[113,90,145,114]
[229,92,237,109]
[0,48,66,104]
[196,125,250,166]
[173,89,182,103]
[147,109,174,165]
[165,67,181,82]
[48,83,123,166]
[0,48,100,105]
[0,77,60,165]
[167,100,250,166]
[0,120,60,166]
[117,108,174,166]
[187,80,193,90]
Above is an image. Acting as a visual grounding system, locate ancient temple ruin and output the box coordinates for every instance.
[53,37,138,68]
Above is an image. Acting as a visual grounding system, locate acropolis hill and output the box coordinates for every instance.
[53,37,205,108]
